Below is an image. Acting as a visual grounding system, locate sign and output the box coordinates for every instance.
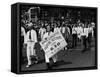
[40,30,67,58]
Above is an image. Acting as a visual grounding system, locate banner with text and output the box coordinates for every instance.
[40,31,67,58]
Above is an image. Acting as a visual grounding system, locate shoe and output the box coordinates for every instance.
[46,63,51,69]
[26,64,31,68]
[26,62,32,68]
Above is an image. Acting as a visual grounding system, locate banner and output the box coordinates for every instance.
[40,31,67,58]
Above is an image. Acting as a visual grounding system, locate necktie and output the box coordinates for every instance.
[29,30,31,40]
[83,28,84,33]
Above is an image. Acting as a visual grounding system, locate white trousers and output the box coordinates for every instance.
[45,54,57,63]
[26,42,36,65]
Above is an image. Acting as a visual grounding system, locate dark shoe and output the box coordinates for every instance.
[46,63,51,69]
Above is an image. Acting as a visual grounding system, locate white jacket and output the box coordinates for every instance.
[24,29,37,44]
[39,27,46,39]
[88,27,94,37]
[77,26,83,39]
[72,27,77,34]
[81,28,89,38]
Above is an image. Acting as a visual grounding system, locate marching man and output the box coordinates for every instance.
[54,23,61,32]
[39,23,46,41]
[72,24,77,48]
[61,23,69,50]
[43,25,58,69]
[77,23,83,40]
[87,23,94,47]
[24,22,38,67]
[81,22,89,51]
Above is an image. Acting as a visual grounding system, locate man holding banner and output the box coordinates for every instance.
[40,25,67,69]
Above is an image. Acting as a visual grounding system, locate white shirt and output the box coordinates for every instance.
[61,27,65,33]
[72,27,77,34]
[77,26,83,34]
[81,28,89,37]
[54,27,61,32]
[88,27,94,37]
[39,27,46,39]
[24,29,37,44]
[77,26,83,39]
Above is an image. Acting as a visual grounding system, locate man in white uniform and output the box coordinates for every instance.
[81,23,89,51]
[61,24,69,50]
[87,23,94,47]
[24,22,38,67]
[39,24,46,41]
[54,23,61,32]
[72,25,77,48]
[77,23,83,40]
[91,22,95,38]
[43,25,58,69]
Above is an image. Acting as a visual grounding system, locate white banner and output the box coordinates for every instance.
[40,31,67,58]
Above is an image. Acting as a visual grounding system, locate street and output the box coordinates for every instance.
[21,38,96,71]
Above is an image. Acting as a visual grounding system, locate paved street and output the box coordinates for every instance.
[21,38,96,71]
